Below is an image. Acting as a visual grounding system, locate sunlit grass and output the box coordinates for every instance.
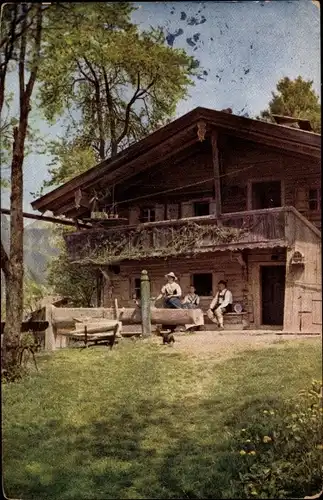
[2,337,321,499]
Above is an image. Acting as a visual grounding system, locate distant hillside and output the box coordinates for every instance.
[1,215,59,285]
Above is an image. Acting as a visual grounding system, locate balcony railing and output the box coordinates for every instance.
[64,207,295,265]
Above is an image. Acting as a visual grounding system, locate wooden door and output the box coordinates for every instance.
[261,266,286,325]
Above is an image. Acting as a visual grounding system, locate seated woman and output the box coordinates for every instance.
[155,272,182,309]
[182,285,200,309]
[155,272,182,333]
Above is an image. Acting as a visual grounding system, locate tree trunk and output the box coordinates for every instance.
[2,4,43,371]
[3,123,26,366]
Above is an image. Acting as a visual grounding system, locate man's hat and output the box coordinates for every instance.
[165,272,177,280]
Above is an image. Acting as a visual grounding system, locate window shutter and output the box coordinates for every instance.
[209,200,217,216]
[155,204,165,221]
[181,202,193,218]
[295,187,309,212]
[129,206,140,225]
[166,204,179,220]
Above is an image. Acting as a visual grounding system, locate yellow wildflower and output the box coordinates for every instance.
[263,410,268,414]
[316,444,323,450]
[239,450,247,455]
[246,439,251,443]
[263,436,272,443]
[249,451,256,455]
[270,410,275,415]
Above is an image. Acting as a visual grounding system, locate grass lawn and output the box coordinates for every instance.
[2,337,321,499]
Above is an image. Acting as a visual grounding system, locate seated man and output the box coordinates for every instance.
[182,285,200,309]
[207,280,233,329]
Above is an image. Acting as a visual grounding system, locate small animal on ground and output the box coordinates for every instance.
[163,331,175,345]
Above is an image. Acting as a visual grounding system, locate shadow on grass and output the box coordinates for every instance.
[3,340,321,499]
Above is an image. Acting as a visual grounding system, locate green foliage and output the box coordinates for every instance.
[225,379,323,498]
[66,222,247,266]
[258,76,321,133]
[43,138,99,190]
[23,275,48,317]
[37,2,198,187]
[47,227,97,307]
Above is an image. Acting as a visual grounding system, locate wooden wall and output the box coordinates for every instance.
[102,251,247,312]
[284,210,322,333]
[116,133,320,230]
[221,137,321,229]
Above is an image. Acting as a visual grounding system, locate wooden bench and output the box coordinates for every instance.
[61,320,121,350]
[204,311,249,330]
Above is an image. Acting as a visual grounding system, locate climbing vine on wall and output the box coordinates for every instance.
[65,222,248,265]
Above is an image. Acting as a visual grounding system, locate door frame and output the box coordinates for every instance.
[250,261,286,329]
[247,178,285,211]
[259,263,286,327]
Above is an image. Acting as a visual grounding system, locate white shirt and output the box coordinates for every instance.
[161,282,182,298]
[210,289,233,310]
[183,293,200,306]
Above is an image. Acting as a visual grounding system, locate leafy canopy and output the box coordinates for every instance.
[259,76,321,133]
[37,2,199,189]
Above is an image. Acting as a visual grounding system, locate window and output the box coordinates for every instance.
[133,278,141,299]
[139,207,156,223]
[193,201,210,217]
[192,273,213,296]
[309,188,321,211]
[251,181,281,209]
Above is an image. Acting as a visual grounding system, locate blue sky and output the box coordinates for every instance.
[1,0,320,217]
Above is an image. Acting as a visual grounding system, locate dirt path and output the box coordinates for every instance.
[156,331,320,361]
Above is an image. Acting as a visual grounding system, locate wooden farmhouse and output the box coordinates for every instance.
[32,107,322,333]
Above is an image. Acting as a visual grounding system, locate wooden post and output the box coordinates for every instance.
[140,269,151,337]
[211,130,222,220]
[114,298,119,320]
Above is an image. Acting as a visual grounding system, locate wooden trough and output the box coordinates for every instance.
[51,306,204,328]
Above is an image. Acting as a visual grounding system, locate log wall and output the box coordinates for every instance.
[120,134,320,230]
[103,251,248,314]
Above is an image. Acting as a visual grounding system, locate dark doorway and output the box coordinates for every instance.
[192,273,213,296]
[252,181,281,209]
[261,266,285,326]
[194,201,210,217]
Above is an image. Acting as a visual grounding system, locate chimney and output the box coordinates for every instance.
[272,114,313,132]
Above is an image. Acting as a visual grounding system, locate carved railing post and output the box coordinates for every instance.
[140,270,151,337]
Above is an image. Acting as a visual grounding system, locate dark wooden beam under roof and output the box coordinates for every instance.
[48,126,200,217]
[32,106,321,217]
[32,108,203,212]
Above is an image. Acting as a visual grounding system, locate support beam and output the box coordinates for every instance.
[0,207,90,229]
[210,130,222,218]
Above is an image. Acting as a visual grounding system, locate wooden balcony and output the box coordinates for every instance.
[64,207,319,265]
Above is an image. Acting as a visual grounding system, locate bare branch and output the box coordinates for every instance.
[116,74,157,146]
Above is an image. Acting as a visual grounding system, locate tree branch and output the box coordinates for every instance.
[116,74,156,146]
[83,57,105,159]
[102,66,117,156]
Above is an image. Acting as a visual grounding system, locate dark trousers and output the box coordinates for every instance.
[163,296,182,332]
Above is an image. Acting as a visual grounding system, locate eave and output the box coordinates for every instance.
[32,107,321,216]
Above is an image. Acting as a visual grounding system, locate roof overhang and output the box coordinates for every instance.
[32,107,321,216]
